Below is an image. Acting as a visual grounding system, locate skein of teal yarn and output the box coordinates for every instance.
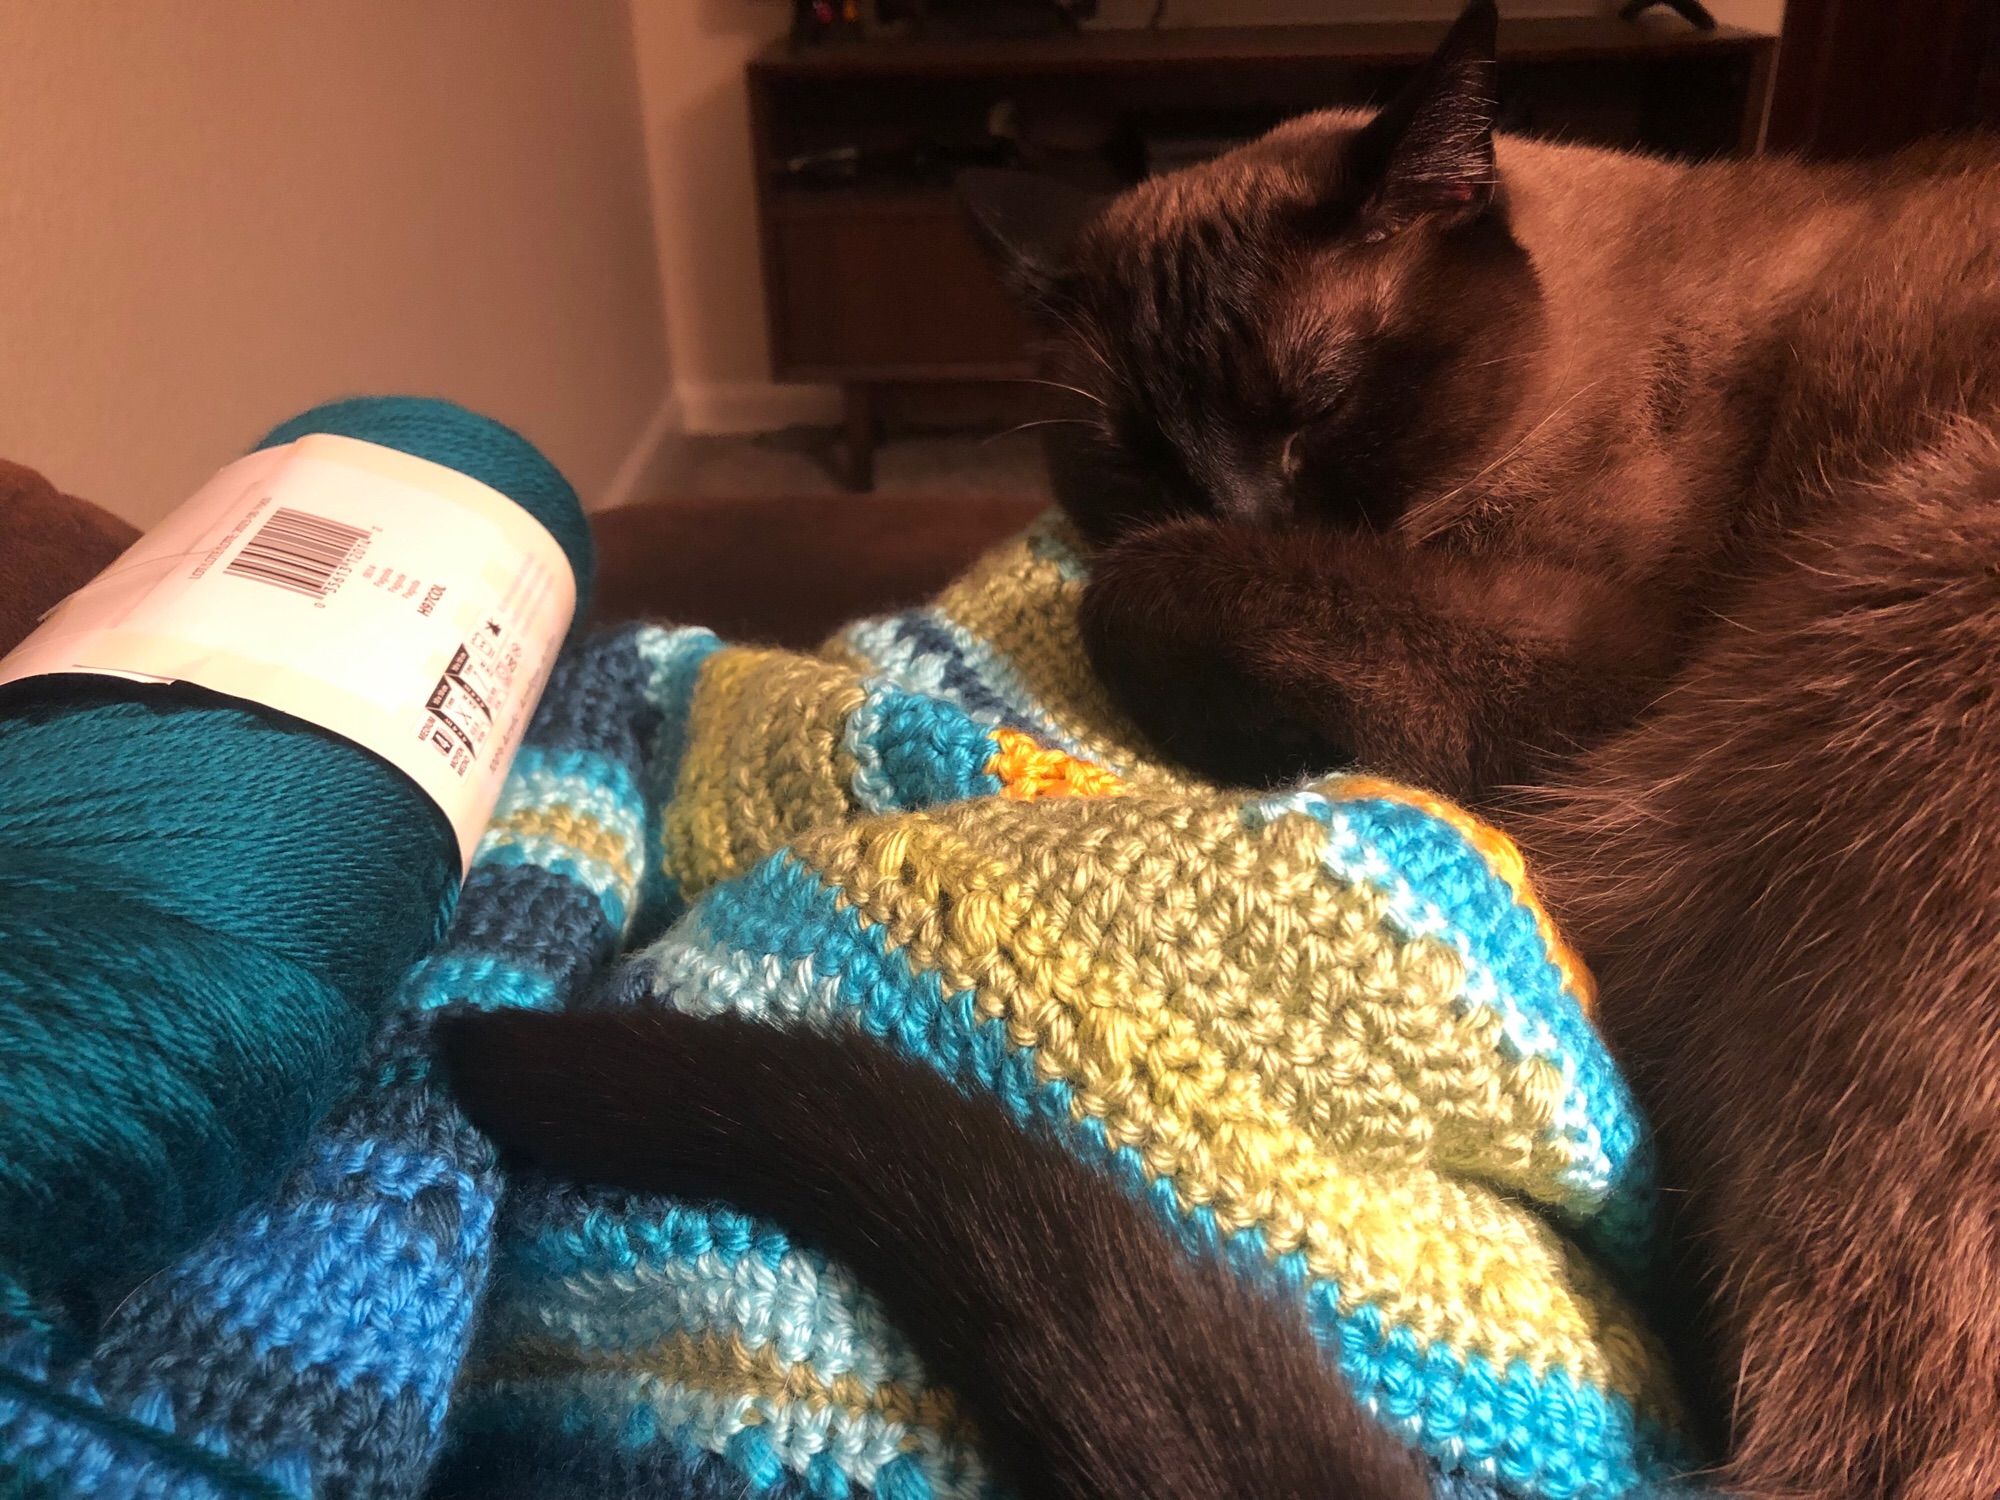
[0,396,593,1333]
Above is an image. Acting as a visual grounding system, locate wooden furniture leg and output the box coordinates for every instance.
[843,384,878,492]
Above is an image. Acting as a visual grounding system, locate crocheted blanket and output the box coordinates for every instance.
[0,516,1691,1500]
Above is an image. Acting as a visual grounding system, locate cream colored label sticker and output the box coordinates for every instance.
[0,433,576,872]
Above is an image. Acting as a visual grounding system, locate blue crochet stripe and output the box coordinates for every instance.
[626,851,1692,1500]
[427,1417,824,1500]
[1023,521,1089,582]
[189,1158,488,1406]
[487,1214,921,1397]
[518,632,654,764]
[470,840,632,934]
[482,1368,976,1499]
[0,1028,490,1498]
[486,1184,938,1440]
[0,1354,280,1500]
[501,1195,793,1283]
[840,611,1118,775]
[441,1387,957,1500]
[443,865,619,994]
[1247,791,1657,1267]
[400,952,559,1014]
[845,681,1004,816]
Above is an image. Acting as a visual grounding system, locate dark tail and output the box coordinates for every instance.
[439,1008,1429,1500]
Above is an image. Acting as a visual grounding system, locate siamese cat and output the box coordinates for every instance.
[446,5,2000,1494]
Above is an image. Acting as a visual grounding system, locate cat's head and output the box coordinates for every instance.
[962,0,1542,546]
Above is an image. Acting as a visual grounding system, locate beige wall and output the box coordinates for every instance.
[1707,0,1786,31]
[0,0,671,527]
[628,0,839,434]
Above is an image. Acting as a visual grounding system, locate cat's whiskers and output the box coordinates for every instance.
[982,418,1098,447]
[1007,377,1108,411]
[1463,352,1540,372]
[1405,377,1606,540]
[1046,307,1121,385]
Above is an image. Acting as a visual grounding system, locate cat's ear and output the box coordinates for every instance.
[957,168,1107,304]
[1348,0,1500,240]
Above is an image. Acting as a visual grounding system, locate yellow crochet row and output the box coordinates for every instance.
[783,796,1678,1431]
[477,1328,972,1443]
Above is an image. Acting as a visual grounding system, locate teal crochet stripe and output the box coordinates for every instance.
[402,953,559,1015]
[626,848,1693,1500]
[846,681,1004,815]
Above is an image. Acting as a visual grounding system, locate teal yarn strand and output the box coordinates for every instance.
[0,396,593,1332]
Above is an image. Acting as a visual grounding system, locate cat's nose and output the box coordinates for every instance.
[1212,473,1290,528]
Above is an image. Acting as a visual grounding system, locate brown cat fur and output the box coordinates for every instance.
[989,8,2000,1494]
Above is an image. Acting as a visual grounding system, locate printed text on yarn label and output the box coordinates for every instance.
[0,435,577,873]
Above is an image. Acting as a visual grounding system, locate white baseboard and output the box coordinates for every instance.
[677,380,842,435]
[592,390,686,513]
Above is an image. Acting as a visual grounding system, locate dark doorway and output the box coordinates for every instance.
[1767,0,2000,156]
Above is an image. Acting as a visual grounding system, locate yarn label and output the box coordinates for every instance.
[0,434,576,873]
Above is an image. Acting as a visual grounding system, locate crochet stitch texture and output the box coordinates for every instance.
[0,516,1690,1500]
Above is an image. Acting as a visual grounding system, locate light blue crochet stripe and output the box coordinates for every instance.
[844,610,1120,776]
[1023,519,1089,582]
[493,1179,927,1420]
[628,852,1691,1500]
[629,626,725,925]
[484,1217,919,1395]
[631,626,724,778]
[398,951,559,1014]
[497,746,649,862]
[845,679,908,816]
[836,617,966,706]
[1243,790,1656,1267]
[844,680,1004,816]
[486,931,932,1403]
[470,1370,988,1500]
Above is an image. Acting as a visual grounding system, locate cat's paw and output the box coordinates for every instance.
[1080,518,1354,786]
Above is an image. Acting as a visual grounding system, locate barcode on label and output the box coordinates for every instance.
[225,506,369,599]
